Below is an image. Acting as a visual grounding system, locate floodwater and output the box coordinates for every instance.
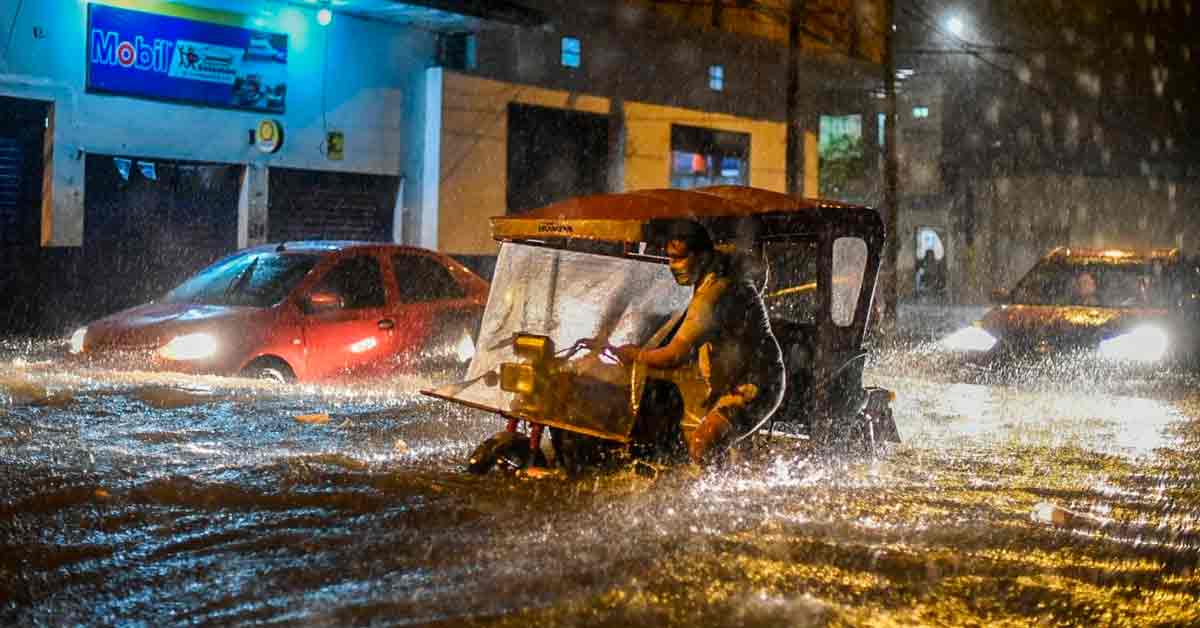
[3,338,1200,626]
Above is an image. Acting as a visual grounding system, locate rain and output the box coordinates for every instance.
[3,0,1200,626]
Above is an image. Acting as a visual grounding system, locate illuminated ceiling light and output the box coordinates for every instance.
[317,7,333,26]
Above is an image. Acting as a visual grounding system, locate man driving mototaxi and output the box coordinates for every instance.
[615,221,786,465]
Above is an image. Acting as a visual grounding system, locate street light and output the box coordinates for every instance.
[944,15,966,38]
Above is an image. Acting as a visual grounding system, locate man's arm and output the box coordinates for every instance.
[632,278,725,369]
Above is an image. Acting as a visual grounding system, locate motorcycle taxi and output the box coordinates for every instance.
[423,186,899,475]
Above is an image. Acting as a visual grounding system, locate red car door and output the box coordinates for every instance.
[385,251,478,368]
[301,253,397,379]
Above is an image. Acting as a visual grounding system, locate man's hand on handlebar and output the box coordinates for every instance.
[613,344,641,365]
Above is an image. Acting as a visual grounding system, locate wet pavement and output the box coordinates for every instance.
[3,336,1200,626]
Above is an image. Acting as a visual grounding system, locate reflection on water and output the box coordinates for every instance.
[3,339,1200,625]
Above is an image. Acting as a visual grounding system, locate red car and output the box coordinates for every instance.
[67,242,489,382]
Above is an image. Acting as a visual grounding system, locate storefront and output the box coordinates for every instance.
[0,0,442,332]
[267,168,400,243]
[0,96,51,332]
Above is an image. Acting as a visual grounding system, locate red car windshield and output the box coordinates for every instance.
[163,251,320,308]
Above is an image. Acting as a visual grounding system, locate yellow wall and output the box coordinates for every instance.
[438,73,611,254]
[622,101,786,193]
[440,72,788,255]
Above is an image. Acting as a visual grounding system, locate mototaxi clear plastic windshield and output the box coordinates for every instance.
[431,242,691,414]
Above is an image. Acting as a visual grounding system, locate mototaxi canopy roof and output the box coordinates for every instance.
[491,186,884,248]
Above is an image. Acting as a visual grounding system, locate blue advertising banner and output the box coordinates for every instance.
[87,3,288,113]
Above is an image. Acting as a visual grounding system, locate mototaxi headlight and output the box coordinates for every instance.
[1099,325,1168,362]
[938,326,997,352]
[158,332,219,361]
[513,333,552,363]
[69,327,87,354]
[499,362,537,395]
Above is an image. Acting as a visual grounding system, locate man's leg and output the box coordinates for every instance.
[688,383,763,464]
[687,408,734,464]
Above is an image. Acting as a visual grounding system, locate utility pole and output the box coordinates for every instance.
[785,0,804,197]
[882,0,900,333]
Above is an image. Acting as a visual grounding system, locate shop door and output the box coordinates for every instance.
[506,103,609,215]
[0,97,49,333]
[75,156,242,322]
[268,168,399,242]
[915,227,948,302]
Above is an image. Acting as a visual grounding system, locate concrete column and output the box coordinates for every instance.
[239,163,269,247]
[398,177,412,247]
[607,96,625,193]
[419,66,442,250]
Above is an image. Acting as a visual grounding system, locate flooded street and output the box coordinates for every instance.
[4,338,1200,626]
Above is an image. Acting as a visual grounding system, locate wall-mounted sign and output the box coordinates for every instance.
[86,3,288,113]
[326,131,344,161]
[256,119,283,153]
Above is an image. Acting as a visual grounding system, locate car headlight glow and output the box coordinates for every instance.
[455,331,476,363]
[69,327,87,354]
[158,333,219,361]
[1099,325,1168,362]
[938,326,997,352]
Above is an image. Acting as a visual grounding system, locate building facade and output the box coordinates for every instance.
[895,0,1200,303]
[0,0,888,333]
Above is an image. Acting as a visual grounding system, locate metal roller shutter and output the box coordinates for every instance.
[268,168,399,242]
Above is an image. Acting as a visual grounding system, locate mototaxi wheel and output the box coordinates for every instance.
[467,431,532,474]
[549,427,614,475]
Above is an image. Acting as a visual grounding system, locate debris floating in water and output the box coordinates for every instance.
[520,467,566,480]
[1031,501,1075,526]
[294,412,332,425]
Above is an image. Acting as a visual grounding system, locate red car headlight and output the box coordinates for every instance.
[69,327,87,354]
[158,333,219,361]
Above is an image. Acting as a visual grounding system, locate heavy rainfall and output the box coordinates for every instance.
[3,0,1200,626]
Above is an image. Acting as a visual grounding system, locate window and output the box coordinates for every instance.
[1012,262,1169,308]
[669,124,749,189]
[832,237,868,327]
[231,254,320,307]
[313,256,386,309]
[912,106,930,119]
[393,255,464,302]
[164,252,320,308]
[163,252,257,305]
[708,65,724,91]
[561,37,581,68]
[819,115,864,198]
[506,104,610,214]
[763,241,820,325]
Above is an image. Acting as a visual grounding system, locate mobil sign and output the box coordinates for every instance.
[87,3,288,114]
